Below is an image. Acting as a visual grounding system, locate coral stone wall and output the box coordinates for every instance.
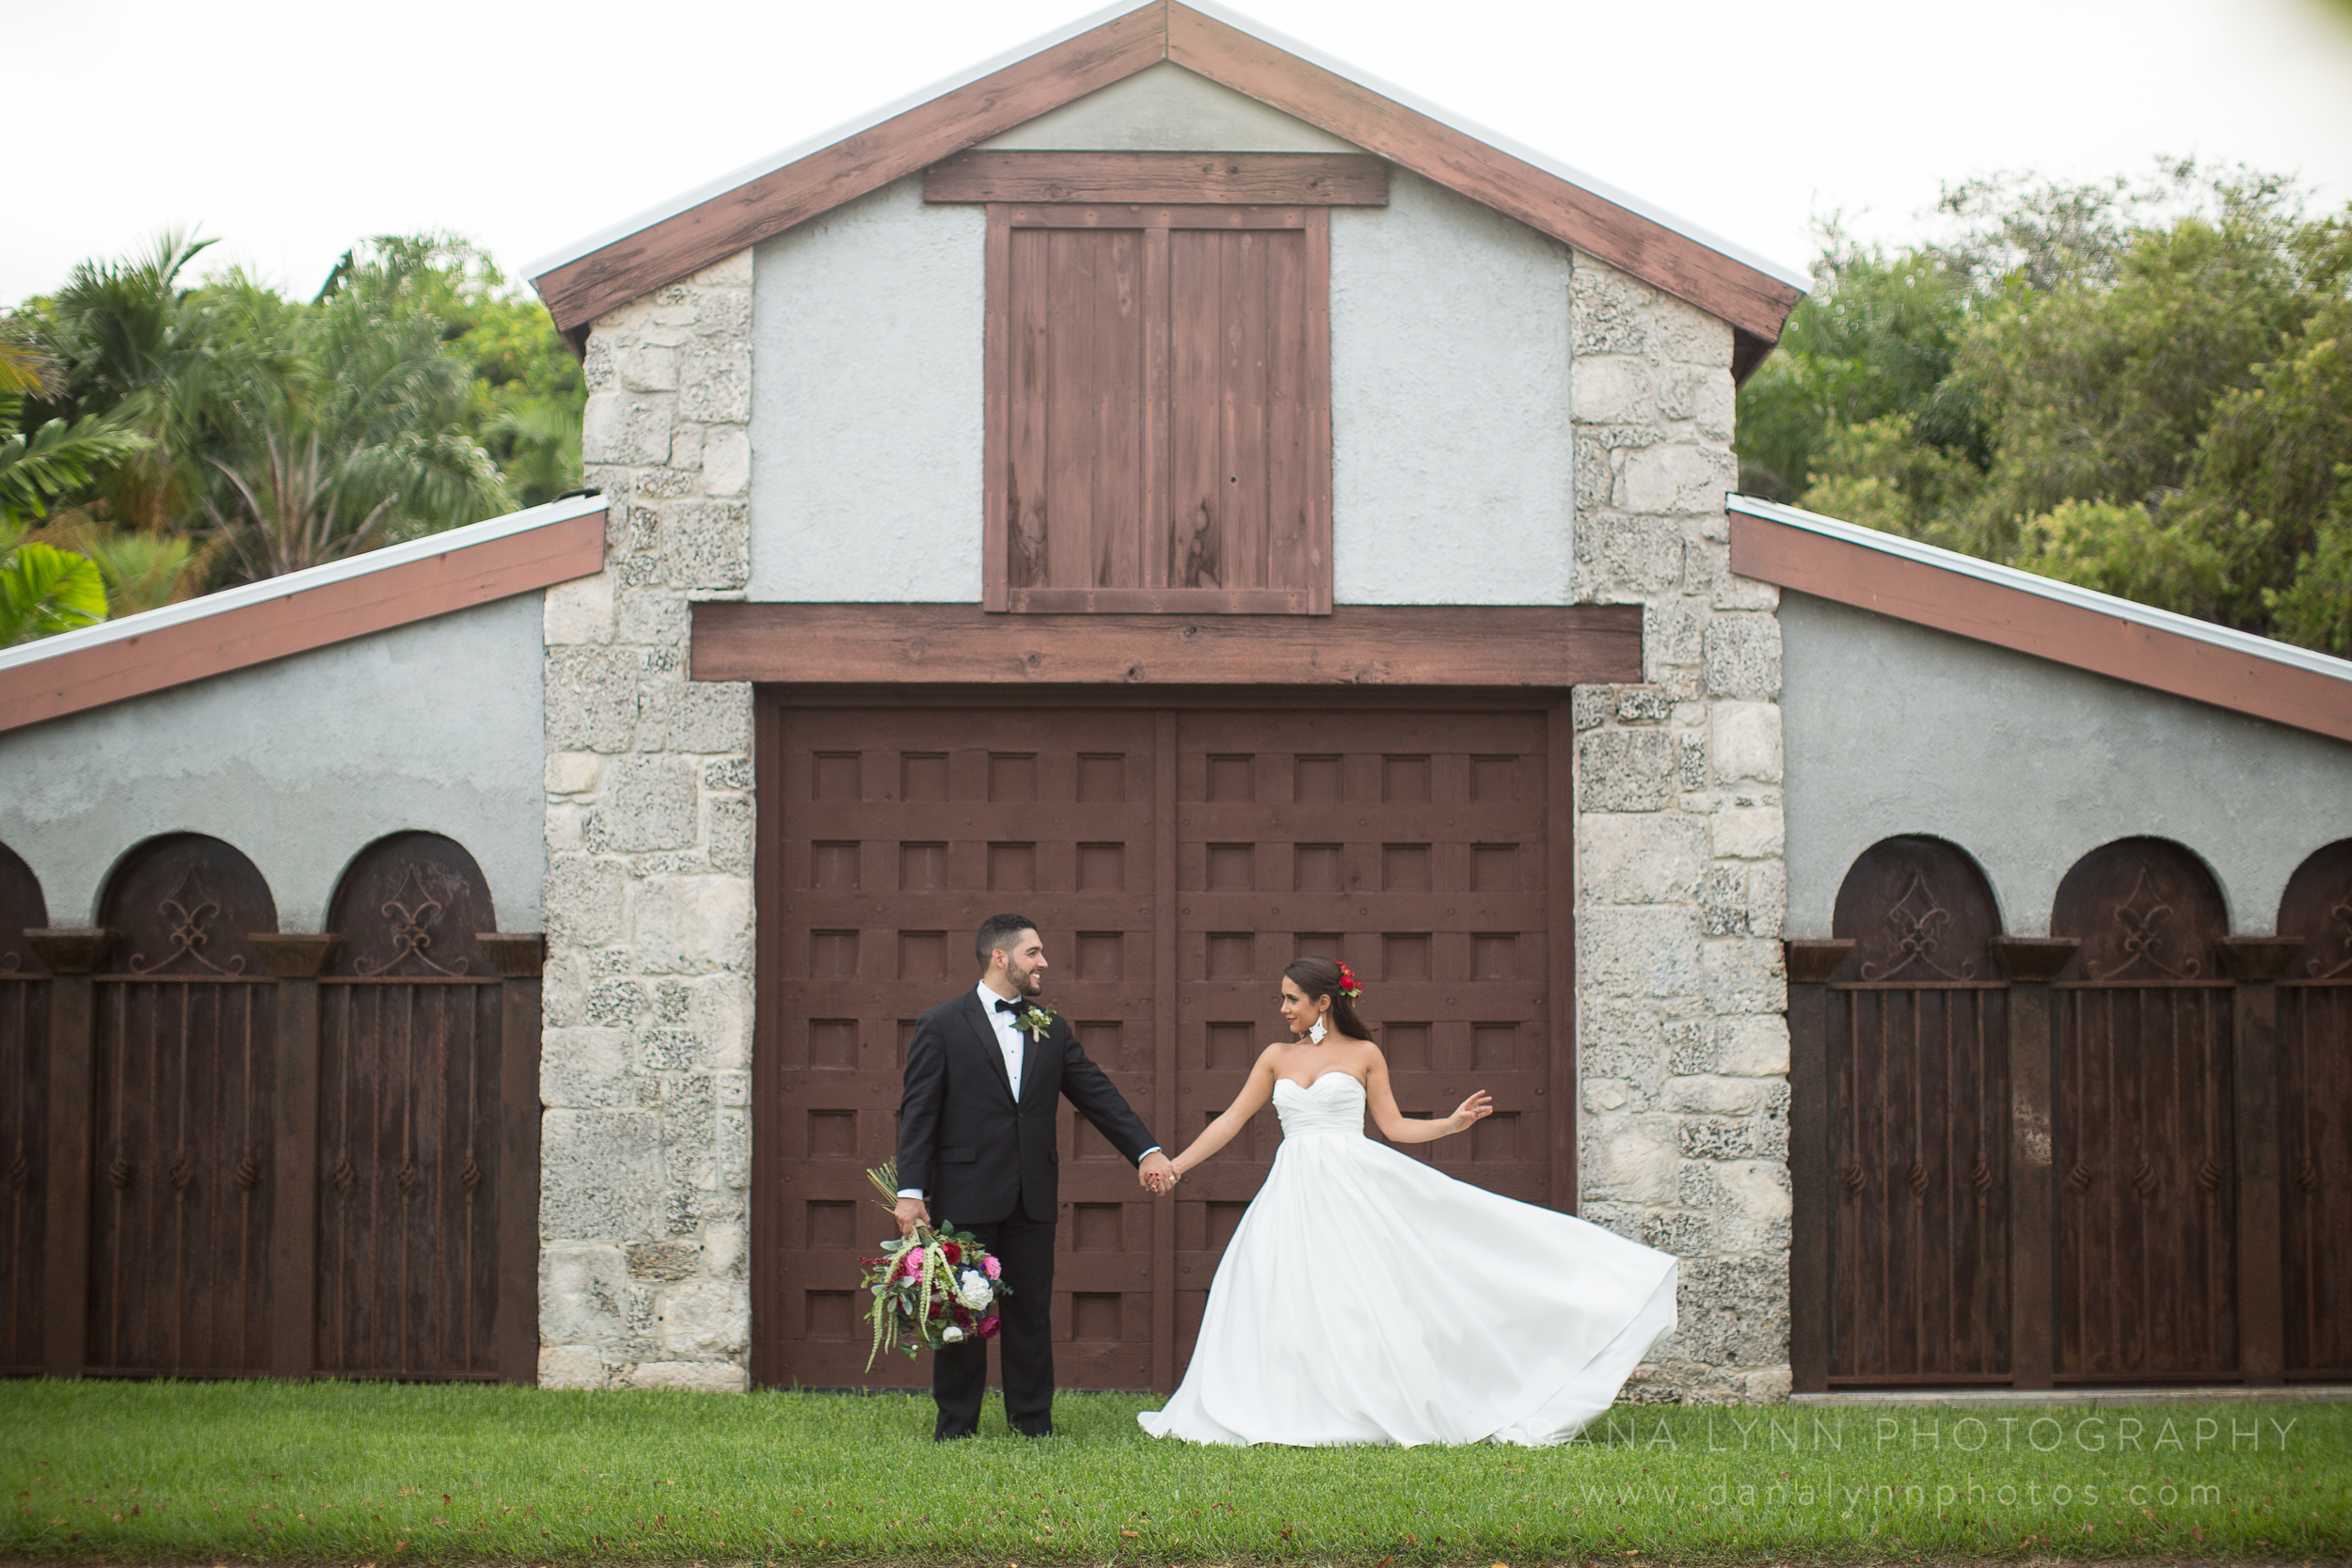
[1566,257,1793,1403]
[537,252,759,1390]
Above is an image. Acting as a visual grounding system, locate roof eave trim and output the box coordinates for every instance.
[0,495,610,736]
[1727,493,2352,745]
[523,0,1157,280]
[527,0,1807,342]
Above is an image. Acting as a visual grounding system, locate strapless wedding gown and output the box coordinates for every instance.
[1137,1071,1677,1447]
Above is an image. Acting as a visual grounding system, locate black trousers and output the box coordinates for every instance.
[930,1208,1056,1439]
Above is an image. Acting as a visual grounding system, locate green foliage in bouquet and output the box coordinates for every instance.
[860,1162,1009,1372]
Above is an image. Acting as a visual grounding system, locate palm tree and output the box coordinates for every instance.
[0,533,107,646]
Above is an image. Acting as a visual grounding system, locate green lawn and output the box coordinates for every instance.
[3,1380,2346,1563]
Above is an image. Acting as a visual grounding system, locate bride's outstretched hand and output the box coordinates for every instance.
[1448,1090,1495,1133]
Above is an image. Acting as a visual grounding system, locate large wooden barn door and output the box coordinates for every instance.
[2277,838,2352,1380]
[754,705,1164,1389]
[1812,837,2010,1386]
[87,836,281,1377]
[2050,838,2237,1381]
[753,694,1567,1391]
[1167,708,1559,1373]
[0,845,50,1374]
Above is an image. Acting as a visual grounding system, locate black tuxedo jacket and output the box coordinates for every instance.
[896,990,1157,1225]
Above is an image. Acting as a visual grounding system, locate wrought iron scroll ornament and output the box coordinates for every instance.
[353,863,470,977]
[126,864,247,975]
[1859,871,1978,980]
[2085,868,2201,980]
[2308,887,2352,978]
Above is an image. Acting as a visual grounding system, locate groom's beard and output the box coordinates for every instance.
[1009,964,1045,997]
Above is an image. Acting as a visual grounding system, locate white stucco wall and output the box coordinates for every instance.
[0,593,548,932]
[747,180,984,602]
[978,59,1359,152]
[745,67,1577,607]
[1780,590,2352,937]
[1330,171,1573,603]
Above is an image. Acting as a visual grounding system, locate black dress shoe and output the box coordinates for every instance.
[1018,1427,1056,1439]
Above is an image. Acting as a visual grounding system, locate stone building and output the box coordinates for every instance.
[2,0,2346,1401]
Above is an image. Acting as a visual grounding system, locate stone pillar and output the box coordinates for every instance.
[26,927,111,1378]
[1570,255,1791,1402]
[1991,936,2076,1390]
[1783,938,1852,1393]
[542,251,755,1391]
[251,933,342,1378]
[2218,935,2303,1386]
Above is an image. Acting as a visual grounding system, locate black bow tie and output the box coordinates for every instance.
[993,997,1024,1015]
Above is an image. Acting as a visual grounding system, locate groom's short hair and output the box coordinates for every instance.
[976,912,1037,968]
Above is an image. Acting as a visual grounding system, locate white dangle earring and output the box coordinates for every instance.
[1308,1011,1327,1045]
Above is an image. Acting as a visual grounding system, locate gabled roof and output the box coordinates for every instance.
[526,0,1808,371]
[0,495,609,736]
[1727,495,2352,745]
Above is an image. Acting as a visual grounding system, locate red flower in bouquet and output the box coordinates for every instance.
[977,1315,1001,1339]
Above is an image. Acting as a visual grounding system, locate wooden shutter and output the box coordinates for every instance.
[985,203,1331,614]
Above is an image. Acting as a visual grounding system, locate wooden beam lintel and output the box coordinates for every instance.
[927,150,1389,206]
[690,602,1641,688]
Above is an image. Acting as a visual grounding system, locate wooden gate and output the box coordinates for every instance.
[6,831,539,1382]
[752,693,1569,1391]
[0,844,49,1375]
[315,833,517,1379]
[2050,838,2236,1381]
[1811,836,2010,1386]
[87,835,281,1377]
[2278,838,2352,1380]
[1791,832,2337,1390]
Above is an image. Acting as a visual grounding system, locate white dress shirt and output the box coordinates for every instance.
[899,980,1157,1200]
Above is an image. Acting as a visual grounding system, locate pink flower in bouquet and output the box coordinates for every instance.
[983,1256,1001,1279]
[977,1315,1001,1339]
[902,1251,924,1277]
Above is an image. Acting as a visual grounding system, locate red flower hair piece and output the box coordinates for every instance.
[1335,960,1362,1000]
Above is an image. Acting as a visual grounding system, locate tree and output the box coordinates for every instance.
[1737,162,2352,653]
[0,536,107,646]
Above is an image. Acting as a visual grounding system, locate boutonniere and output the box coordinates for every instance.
[1016,1003,1057,1042]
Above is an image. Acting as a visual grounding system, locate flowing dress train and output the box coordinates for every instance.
[1137,1071,1677,1446]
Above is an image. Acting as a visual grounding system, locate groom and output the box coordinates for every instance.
[895,913,1176,1439]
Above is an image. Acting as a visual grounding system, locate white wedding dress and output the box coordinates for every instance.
[1137,1071,1677,1447]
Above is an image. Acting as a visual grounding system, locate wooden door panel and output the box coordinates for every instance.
[757,706,1163,1389]
[1168,706,1553,1372]
[0,845,48,1374]
[2277,839,2352,1377]
[2051,838,2237,1381]
[86,836,278,1377]
[1822,836,2010,1383]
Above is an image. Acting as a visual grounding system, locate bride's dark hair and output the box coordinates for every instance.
[1284,955,1374,1041]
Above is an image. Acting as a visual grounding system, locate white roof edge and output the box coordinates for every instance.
[526,0,1811,300]
[0,491,610,677]
[1727,492,2352,686]
[1179,0,1812,294]
[523,0,1151,280]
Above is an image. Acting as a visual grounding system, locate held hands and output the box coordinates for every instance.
[1448,1090,1495,1135]
[1138,1149,1180,1196]
[893,1196,930,1237]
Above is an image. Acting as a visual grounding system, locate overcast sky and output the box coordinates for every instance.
[11,0,2352,309]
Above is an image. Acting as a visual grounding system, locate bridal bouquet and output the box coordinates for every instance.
[858,1162,1009,1370]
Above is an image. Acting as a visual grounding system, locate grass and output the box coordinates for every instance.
[2,1379,2347,1564]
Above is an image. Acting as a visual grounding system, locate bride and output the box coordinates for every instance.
[1137,956,1677,1447]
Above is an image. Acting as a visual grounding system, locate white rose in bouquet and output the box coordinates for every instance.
[942,1324,965,1343]
[956,1269,995,1310]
